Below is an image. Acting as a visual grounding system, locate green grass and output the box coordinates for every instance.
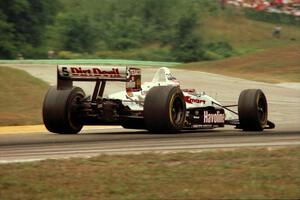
[0,147,299,199]
[177,44,300,83]
[0,67,49,126]
[200,8,300,54]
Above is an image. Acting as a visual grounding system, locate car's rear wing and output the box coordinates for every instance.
[57,65,141,93]
[58,65,129,81]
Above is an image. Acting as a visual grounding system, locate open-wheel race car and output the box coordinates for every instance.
[43,65,275,134]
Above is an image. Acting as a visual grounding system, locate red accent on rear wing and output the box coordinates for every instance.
[57,65,141,91]
[58,65,129,82]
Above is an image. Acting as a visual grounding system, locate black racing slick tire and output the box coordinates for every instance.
[144,86,186,132]
[43,86,85,134]
[238,89,268,131]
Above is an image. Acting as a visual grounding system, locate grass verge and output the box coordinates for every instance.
[177,44,300,83]
[0,67,49,126]
[0,147,299,199]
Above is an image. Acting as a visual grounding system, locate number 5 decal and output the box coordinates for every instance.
[62,67,69,77]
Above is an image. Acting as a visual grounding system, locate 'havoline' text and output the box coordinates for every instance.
[203,110,225,123]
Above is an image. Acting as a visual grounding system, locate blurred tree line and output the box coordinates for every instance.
[0,0,230,62]
[0,0,59,58]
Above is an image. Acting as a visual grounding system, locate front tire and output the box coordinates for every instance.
[144,86,186,132]
[238,89,268,131]
[43,86,85,134]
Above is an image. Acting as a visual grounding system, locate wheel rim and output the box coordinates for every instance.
[68,95,83,130]
[257,95,267,124]
[171,96,185,125]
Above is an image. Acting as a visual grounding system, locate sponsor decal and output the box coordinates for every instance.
[184,96,206,104]
[203,110,225,124]
[58,65,129,80]
[126,68,142,92]
[129,68,141,76]
[68,67,121,78]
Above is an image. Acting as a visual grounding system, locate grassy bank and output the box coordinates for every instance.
[0,147,299,199]
[0,67,49,126]
[178,44,300,83]
[201,9,300,53]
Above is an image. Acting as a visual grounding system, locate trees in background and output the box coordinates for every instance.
[0,11,15,58]
[0,0,59,58]
[0,0,230,62]
[171,10,205,62]
[48,0,208,62]
[59,14,97,53]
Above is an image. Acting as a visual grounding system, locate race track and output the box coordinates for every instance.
[0,64,299,163]
[0,128,299,164]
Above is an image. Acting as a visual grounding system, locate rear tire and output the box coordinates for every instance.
[238,89,268,131]
[43,86,85,134]
[144,86,186,132]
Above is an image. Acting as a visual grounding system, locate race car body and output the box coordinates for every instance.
[43,65,275,134]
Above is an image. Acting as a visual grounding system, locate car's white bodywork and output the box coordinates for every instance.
[43,64,274,134]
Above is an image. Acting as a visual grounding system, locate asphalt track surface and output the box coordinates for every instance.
[0,128,299,164]
[0,65,299,163]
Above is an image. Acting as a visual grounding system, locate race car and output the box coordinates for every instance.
[43,65,275,134]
